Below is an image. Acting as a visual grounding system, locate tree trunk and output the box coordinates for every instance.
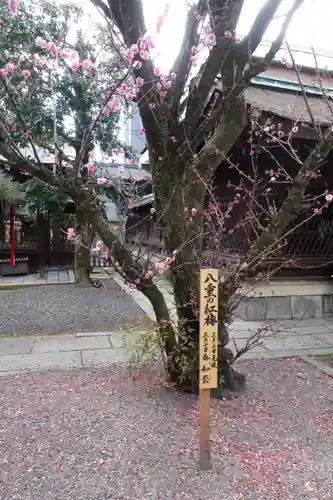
[74,201,94,286]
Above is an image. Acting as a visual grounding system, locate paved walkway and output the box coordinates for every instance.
[0,331,132,375]
[0,268,112,286]
[1,271,333,374]
[1,317,333,375]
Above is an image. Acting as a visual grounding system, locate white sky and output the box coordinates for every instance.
[55,0,333,70]
[141,0,332,71]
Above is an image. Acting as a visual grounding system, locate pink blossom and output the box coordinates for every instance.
[292,126,299,133]
[325,194,333,203]
[81,59,92,70]
[138,38,147,50]
[102,106,110,115]
[71,61,79,71]
[0,68,8,77]
[48,43,59,57]
[8,0,18,16]
[190,56,197,66]
[22,70,31,79]
[155,262,166,274]
[35,36,47,48]
[88,151,93,157]
[5,63,15,73]
[166,256,175,264]
[207,33,216,46]
[97,177,107,185]
[128,199,133,209]
[135,77,144,87]
[70,50,79,60]
[107,100,116,109]
[144,34,155,49]
[60,49,70,59]
[67,228,74,240]
[131,44,139,54]
[150,207,156,215]
[191,207,197,217]
[140,50,150,60]
[132,61,142,70]
[126,49,133,61]
[139,127,145,135]
[154,66,161,77]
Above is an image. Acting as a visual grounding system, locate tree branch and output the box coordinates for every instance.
[246,129,333,266]
[237,0,283,56]
[245,0,304,80]
[90,0,112,19]
[170,0,206,113]
[184,0,244,135]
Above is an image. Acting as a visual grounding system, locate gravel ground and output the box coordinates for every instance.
[1,358,333,499]
[0,280,145,336]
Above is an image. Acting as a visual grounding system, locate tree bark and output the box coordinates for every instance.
[74,201,94,286]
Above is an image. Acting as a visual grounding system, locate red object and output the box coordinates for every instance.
[10,206,15,266]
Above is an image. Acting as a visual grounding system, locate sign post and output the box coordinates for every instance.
[199,268,219,470]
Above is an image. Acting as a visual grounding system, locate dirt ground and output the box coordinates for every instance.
[1,357,333,499]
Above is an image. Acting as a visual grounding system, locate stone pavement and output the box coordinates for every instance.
[0,268,113,286]
[1,317,333,375]
[0,331,131,375]
[1,271,333,374]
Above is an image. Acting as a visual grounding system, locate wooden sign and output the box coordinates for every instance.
[199,268,219,389]
[199,268,219,470]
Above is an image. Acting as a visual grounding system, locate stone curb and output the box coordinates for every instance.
[298,353,333,378]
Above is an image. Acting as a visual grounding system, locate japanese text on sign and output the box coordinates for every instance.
[199,269,219,389]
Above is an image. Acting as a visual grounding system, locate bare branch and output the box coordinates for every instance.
[170,0,206,112]
[184,0,244,134]
[245,0,304,80]
[246,128,333,267]
[237,0,284,56]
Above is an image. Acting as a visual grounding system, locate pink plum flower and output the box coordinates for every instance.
[8,0,18,16]
[155,262,166,274]
[22,70,31,79]
[154,67,161,77]
[131,44,139,54]
[140,50,150,60]
[145,34,155,49]
[81,59,92,70]
[71,61,79,71]
[325,194,333,203]
[5,63,15,73]
[97,177,107,185]
[135,77,144,87]
[150,207,156,215]
[35,36,47,48]
[67,228,74,240]
[191,208,197,217]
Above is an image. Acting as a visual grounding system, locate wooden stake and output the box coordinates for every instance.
[199,388,211,470]
[199,268,218,470]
